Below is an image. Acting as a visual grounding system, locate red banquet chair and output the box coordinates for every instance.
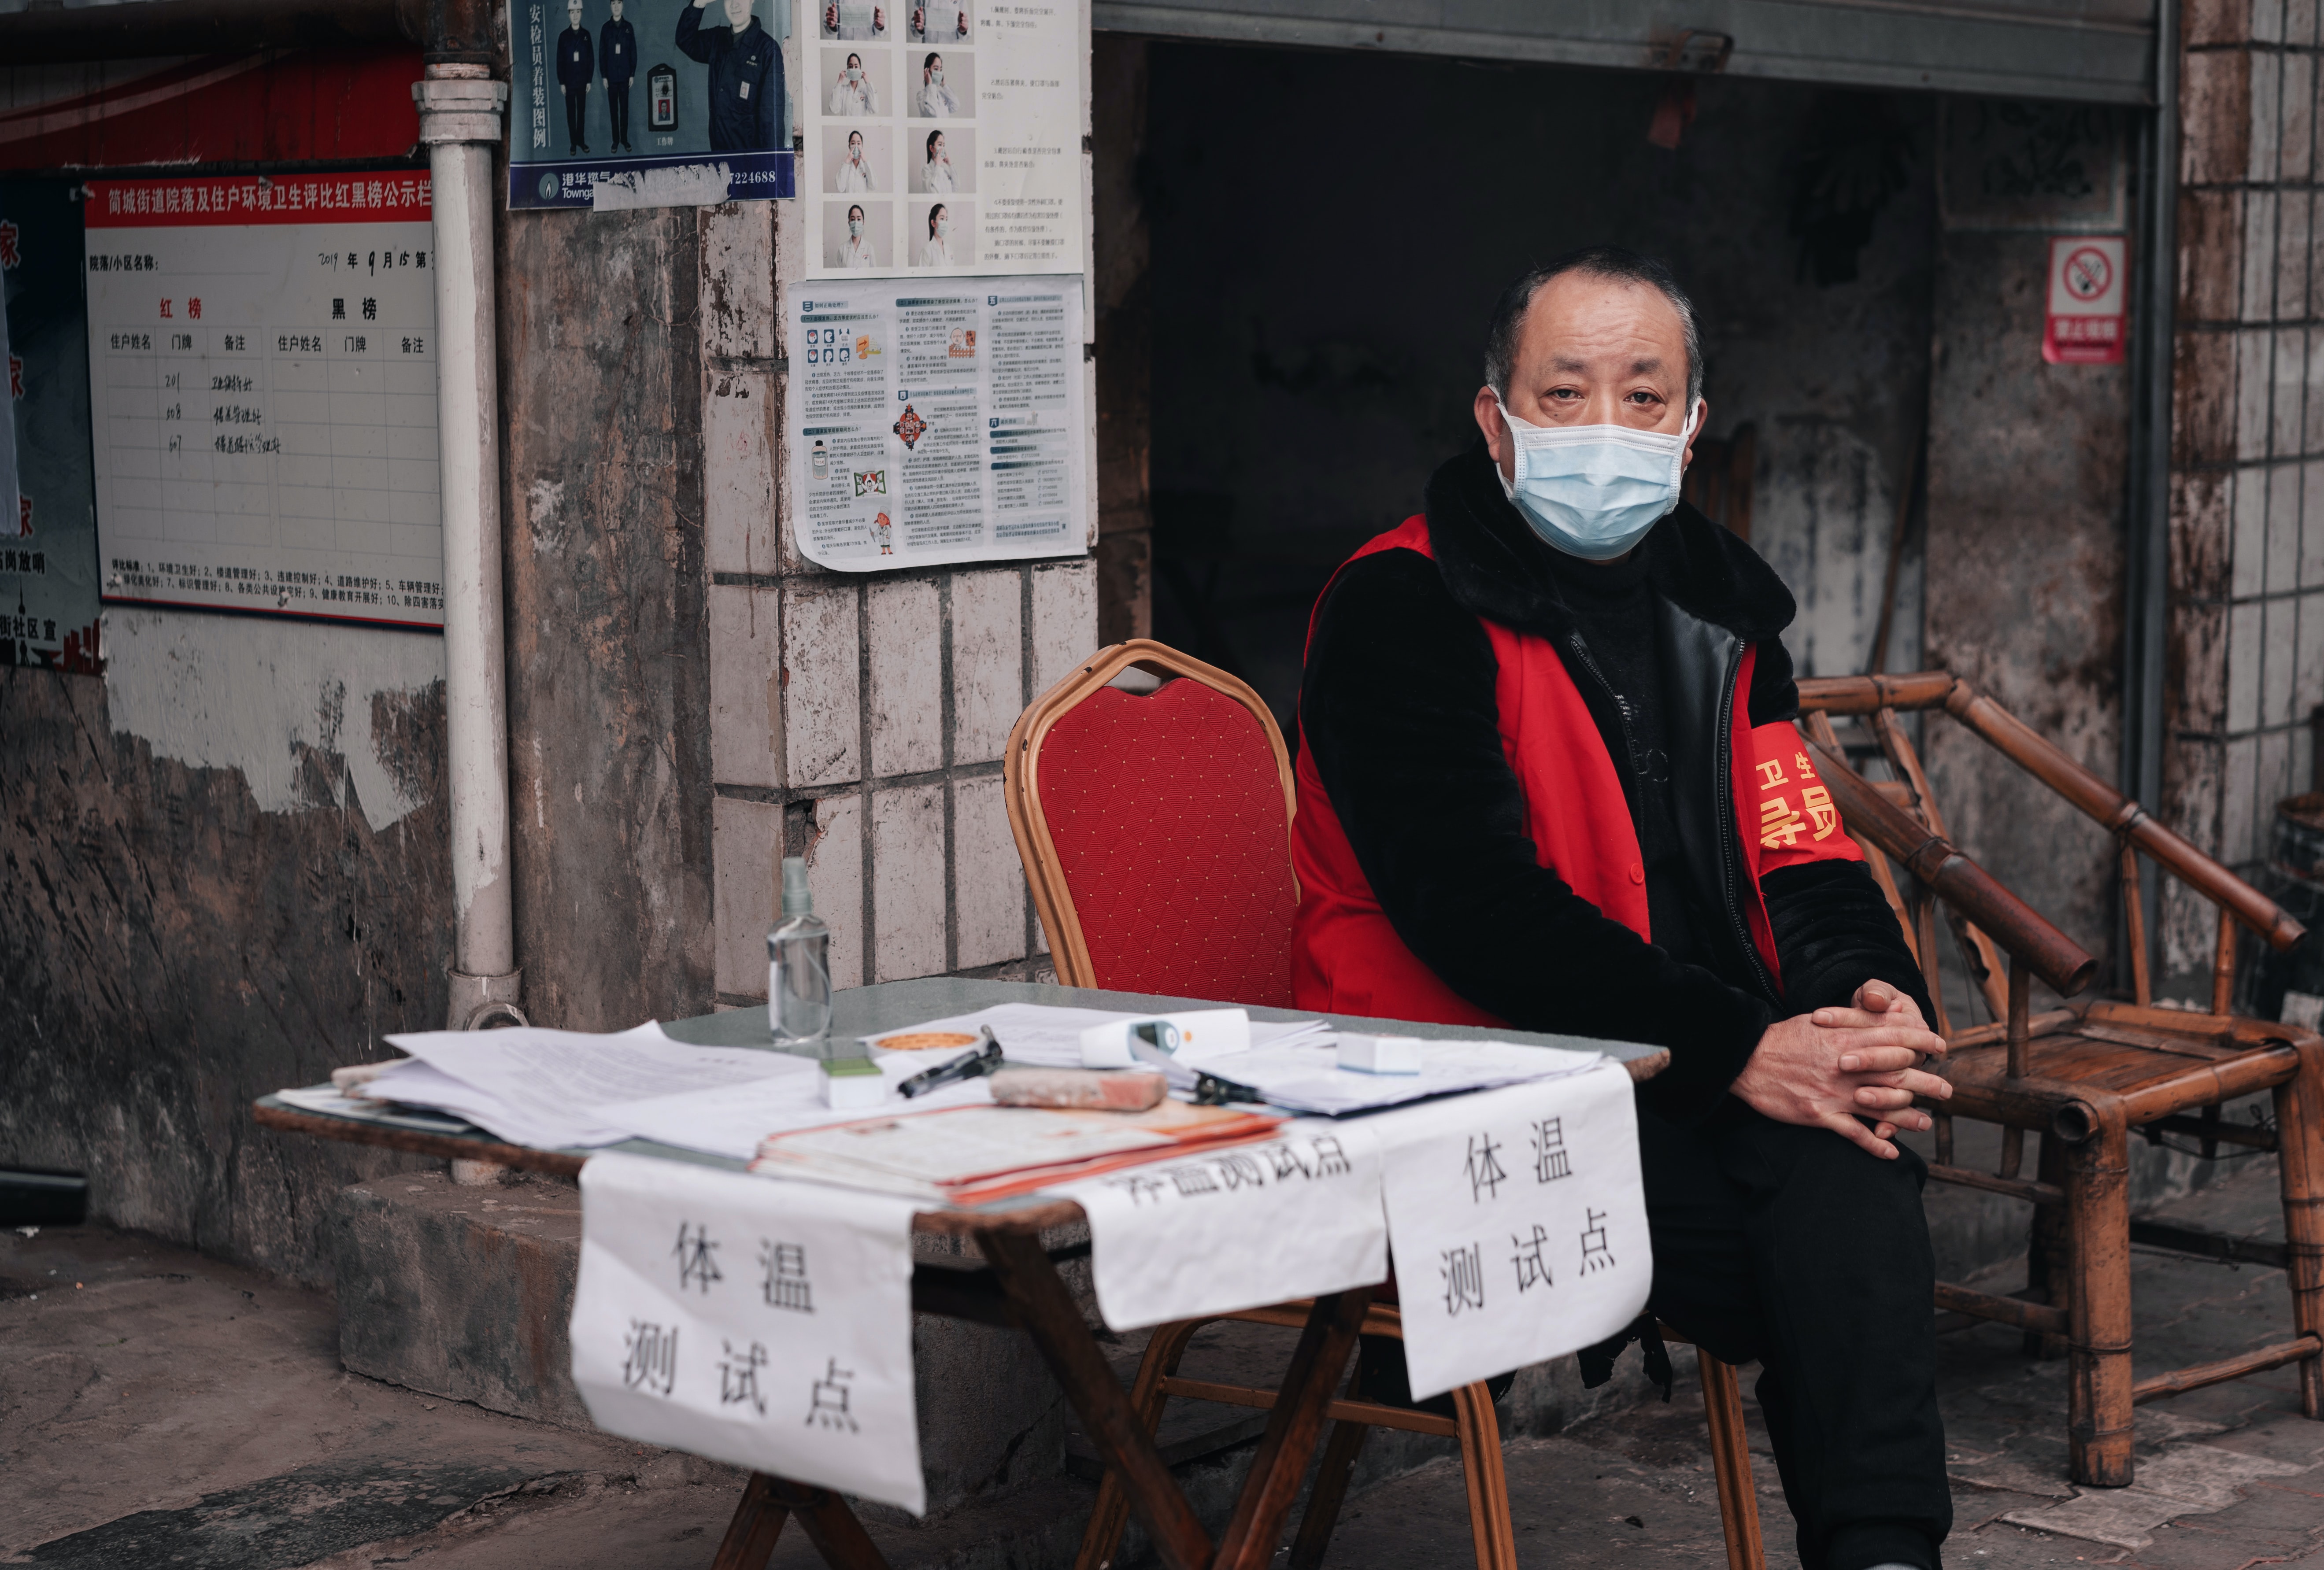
[1003,639,1768,1570]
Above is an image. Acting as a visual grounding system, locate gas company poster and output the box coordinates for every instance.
[507,0,798,208]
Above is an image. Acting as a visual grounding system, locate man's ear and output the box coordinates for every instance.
[1680,398,1708,471]
[1472,386,1507,469]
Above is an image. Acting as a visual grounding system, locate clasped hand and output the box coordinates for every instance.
[1729,979,1950,1160]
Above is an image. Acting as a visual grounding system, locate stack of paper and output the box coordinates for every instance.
[355,1023,809,1149]
[589,1004,1326,1161]
[1180,1035,1606,1116]
[606,1042,999,1159]
[749,1100,1282,1204]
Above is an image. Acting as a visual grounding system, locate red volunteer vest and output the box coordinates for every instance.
[1289,515,1861,1027]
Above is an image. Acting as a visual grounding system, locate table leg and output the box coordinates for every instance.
[1209,1287,1373,1570]
[976,1227,1214,1570]
[710,1474,894,1570]
[711,1473,791,1570]
[778,1480,895,1570]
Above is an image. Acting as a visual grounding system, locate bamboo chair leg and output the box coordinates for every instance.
[2066,1106,2136,1487]
[1450,1382,1516,1570]
[2024,1133,2070,1361]
[1285,1419,1369,1570]
[1075,1320,1205,1570]
[1698,1350,1766,1570]
[2273,1040,2324,1420]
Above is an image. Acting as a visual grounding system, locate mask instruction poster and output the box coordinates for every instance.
[84,175,445,628]
[787,273,1085,569]
[803,0,1081,277]
[507,0,797,209]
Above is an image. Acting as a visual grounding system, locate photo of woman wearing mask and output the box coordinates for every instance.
[834,128,877,192]
[828,49,881,115]
[844,203,878,268]
[921,202,951,267]
[914,51,961,117]
[921,129,955,193]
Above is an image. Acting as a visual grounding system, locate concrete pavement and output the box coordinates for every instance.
[8,1159,2324,1568]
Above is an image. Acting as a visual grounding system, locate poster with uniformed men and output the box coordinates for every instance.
[507,0,799,208]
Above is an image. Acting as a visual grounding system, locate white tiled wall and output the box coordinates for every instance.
[703,199,1099,1004]
[803,791,866,992]
[950,569,1025,765]
[952,773,1028,970]
[866,578,944,776]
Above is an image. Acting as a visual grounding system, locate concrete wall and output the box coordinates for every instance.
[498,203,718,1029]
[1137,44,1938,722]
[1921,224,2132,996]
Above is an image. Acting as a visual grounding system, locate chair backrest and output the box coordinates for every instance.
[1003,639,1299,1006]
[1796,671,2306,1028]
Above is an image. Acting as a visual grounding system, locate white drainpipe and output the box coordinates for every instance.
[415,65,528,1037]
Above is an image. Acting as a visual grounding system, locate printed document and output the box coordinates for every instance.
[571,1154,926,1512]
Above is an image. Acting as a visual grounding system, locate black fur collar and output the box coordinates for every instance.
[1422,440,1797,646]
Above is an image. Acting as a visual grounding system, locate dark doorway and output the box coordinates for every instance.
[1128,41,1939,735]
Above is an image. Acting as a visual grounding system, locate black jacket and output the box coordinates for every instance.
[600,16,637,83]
[557,26,595,89]
[1301,443,1931,1122]
[676,9,783,151]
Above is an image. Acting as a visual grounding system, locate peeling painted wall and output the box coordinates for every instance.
[2165,6,2324,990]
[0,200,727,1282]
[0,632,453,1284]
[103,610,447,831]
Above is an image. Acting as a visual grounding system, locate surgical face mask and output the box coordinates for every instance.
[936,215,949,237]
[849,141,864,159]
[847,65,862,81]
[849,218,864,237]
[1494,394,1700,562]
[930,66,944,83]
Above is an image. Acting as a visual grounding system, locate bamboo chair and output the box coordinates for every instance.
[1795,671,2323,1487]
[1004,639,1767,1570]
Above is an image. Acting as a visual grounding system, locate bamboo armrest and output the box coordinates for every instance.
[1799,673,2305,953]
[1804,737,2097,997]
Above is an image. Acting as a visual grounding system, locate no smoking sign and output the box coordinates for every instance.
[2044,234,2127,366]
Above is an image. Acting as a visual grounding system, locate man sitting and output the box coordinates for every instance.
[1292,246,1954,1570]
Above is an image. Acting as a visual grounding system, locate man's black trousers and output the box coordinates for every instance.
[1640,1101,1950,1570]
[607,83,631,147]
[563,85,588,150]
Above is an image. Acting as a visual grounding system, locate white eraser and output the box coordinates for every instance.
[820,1061,889,1109]
[1338,1034,1425,1075]
[1079,1022,1138,1068]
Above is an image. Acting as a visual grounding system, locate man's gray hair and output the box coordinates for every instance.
[1483,246,1703,409]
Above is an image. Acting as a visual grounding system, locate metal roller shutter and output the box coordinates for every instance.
[1089,0,2157,105]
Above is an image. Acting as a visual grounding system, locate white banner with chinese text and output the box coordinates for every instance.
[1056,1127,1388,1332]
[1378,1063,1649,1401]
[570,1153,926,1513]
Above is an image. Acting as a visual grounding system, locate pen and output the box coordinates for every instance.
[895,1026,1005,1098]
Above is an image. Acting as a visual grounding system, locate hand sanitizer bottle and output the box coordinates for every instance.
[768,856,832,1049]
